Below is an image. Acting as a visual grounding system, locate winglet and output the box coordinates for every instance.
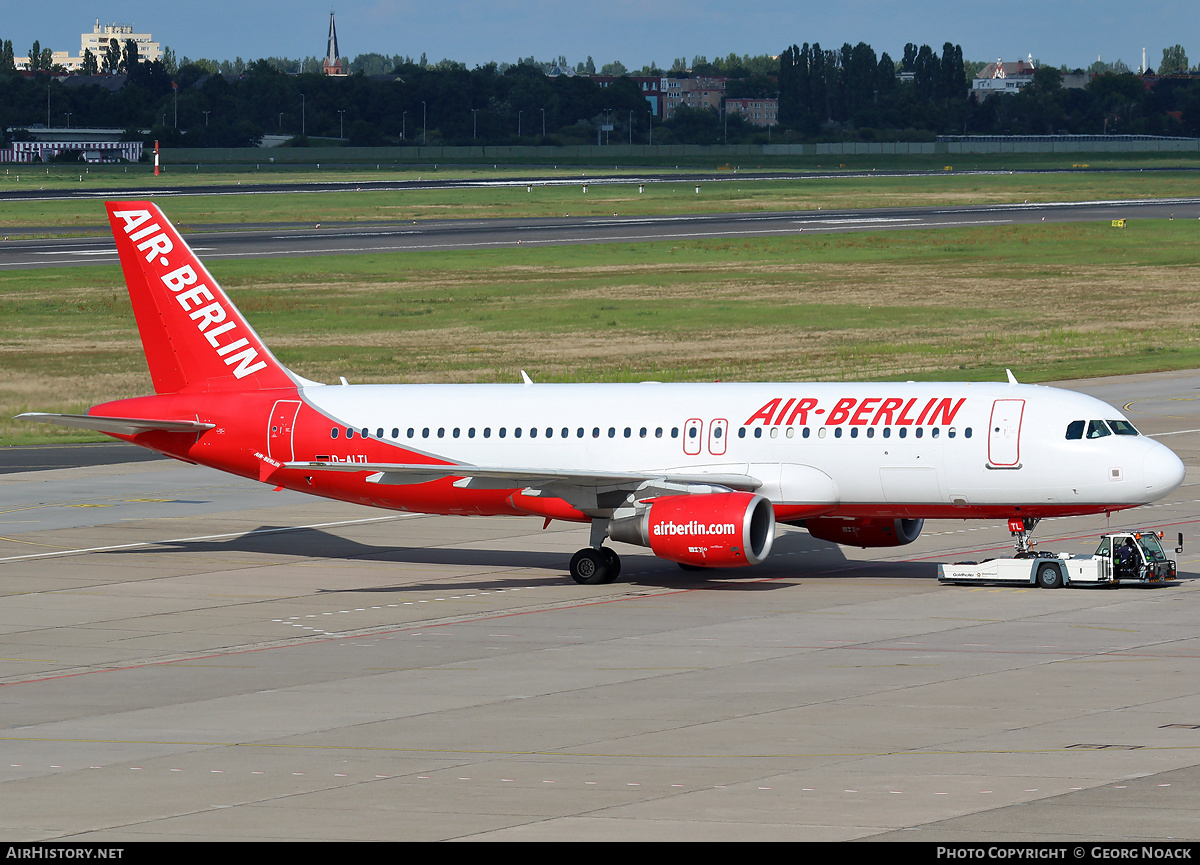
[520,370,533,386]
[1006,369,1019,385]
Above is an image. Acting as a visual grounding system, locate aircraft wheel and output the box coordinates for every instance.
[570,548,610,585]
[600,548,621,583]
[1036,563,1063,589]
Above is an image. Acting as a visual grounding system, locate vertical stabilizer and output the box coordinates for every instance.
[106,201,297,393]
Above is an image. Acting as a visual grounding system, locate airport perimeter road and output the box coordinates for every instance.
[0,371,1198,841]
[2,197,1199,270]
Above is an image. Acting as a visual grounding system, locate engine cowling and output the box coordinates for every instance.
[805,516,924,548]
[608,491,775,567]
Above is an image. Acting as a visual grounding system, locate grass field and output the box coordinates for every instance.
[3,168,1199,232]
[3,218,1198,445]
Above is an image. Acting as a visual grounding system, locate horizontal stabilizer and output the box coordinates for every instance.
[286,460,762,492]
[16,413,216,436]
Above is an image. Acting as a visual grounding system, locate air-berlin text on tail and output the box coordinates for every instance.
[744,396,967,427]
[112,209,268,380]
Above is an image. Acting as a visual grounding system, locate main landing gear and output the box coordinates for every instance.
[569,547,621,584]
[569,519,622,585]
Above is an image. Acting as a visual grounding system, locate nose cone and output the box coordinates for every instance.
[1143,443,1186,500]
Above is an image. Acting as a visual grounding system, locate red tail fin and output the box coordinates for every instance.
[107,201,296,394]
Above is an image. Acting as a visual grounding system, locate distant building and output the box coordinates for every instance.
[0,127,142,163]
[662,76,728,119]
[724,97,778,127]
[972,56,1036,99]
[16,21,161,71]
[322,12,345,75]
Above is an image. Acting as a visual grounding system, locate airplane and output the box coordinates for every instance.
[18,202,1187,585]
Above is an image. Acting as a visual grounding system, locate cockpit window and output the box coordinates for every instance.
[1065,420,1085,440]
[1107,420,1139,436]
[1086,420,1112,439]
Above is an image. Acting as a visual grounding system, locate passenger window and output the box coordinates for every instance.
[754,428,762,438]
[1087,420,1111,439]
[514,428,521,438]
[391,428,399,439]
[655,427,663,438]
[331,427,339,439]
[738,428,746,438]
[407,428,414,438]
[1065,420,1085,440]
[346,428,354,439]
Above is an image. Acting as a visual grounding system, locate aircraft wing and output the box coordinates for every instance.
[16,413,216,436]
[286,461,762,503]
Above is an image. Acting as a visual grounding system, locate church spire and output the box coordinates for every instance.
[322,11,344,75]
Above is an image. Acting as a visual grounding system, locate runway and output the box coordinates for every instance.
[1,371,1198,841]
[3,196,1199,270]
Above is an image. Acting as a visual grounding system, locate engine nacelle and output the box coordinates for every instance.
[608,491,775,567]
[805,516,924,548]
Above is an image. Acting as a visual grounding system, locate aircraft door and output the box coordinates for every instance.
[987,399,1024,467]
[267,400,302,462]
[708,418,728,455]
[683,418,703,455]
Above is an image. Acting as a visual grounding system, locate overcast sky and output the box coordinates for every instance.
[7,1,1197,72]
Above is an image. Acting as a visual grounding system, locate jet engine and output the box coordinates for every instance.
[609,491,775,567]
[804,516,924,548]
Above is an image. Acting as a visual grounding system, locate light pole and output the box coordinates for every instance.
[628,110,632,145]
[402,111,407,140]
[337,109,345,139]
[471,108,478,139]
[540,107,545,139]
[422,101,426,143]
[203,110,211,126]
[649,106,653,145]
[301,93,306,137]
[518,109,522,138]
[64,112,71,129]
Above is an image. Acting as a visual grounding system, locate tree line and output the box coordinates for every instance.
[1,39,1198,151]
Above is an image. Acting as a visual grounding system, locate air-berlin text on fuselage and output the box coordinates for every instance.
[111,209,268,380]
[743,396,966,427]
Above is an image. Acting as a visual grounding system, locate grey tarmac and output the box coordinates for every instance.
[0,370,1198,841]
